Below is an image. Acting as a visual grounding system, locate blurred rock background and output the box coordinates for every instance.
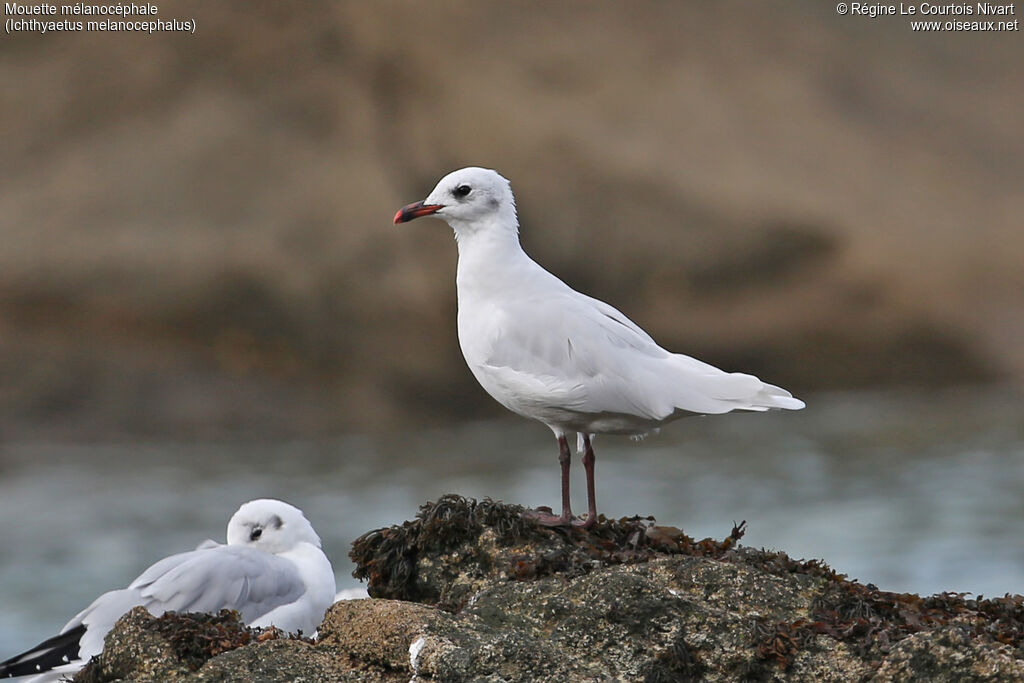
[1,0,1021,439]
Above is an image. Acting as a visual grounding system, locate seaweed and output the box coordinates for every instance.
[751,565,1024,671]
[146,611,255,671]
[350,494,746,605]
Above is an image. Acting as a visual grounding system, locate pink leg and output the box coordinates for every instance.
[525,435,575,526]
[557,435,573,522]
[580,434,597,529]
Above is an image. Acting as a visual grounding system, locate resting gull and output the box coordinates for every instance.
[0,499,335,681]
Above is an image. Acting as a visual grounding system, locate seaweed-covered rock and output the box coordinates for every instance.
[75,608,201,682]
[74,609,383,683]
[348,495,745,610]
[871,626,1024,683]
[79,496,1024,682]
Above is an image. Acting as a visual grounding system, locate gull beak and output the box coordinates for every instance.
[394,201,444,224]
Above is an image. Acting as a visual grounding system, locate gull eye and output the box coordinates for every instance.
[452,184,471,198]
[250,527,263,541]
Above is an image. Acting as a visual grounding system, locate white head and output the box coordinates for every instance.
[225,499,322,553]
[393,167,518,237]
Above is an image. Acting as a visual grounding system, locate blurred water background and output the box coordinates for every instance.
[1,0,1022,662]
[2,385,1022,654]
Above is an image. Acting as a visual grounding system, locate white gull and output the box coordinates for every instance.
[0,499,336,682]
[394,167,805,528]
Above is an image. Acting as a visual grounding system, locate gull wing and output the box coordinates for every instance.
[129,545,305,622]
[476,289,796,421]
[46,545,305,665]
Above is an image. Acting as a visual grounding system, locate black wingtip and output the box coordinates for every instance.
[0,623,86,678]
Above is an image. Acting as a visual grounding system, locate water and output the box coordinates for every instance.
[1,386,1022,656]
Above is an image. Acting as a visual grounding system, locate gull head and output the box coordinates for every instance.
[226,498,322,553]
[394,167,517,234]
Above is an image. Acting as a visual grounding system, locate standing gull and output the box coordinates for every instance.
[0,499,336,682]
[394,167,805,528]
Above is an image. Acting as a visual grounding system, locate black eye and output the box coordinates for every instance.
[250,527,263,541]
[452,184,471,198]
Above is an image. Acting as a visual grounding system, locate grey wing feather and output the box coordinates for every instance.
[131,545,305,623]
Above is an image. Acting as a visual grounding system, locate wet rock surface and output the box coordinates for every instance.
[79,496,1024,681]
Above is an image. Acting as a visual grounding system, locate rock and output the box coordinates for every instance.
[79,496,1024,682]
[76,609,254,682]
[872,626,1024,683]
[76,609,379,683]
[75,608,197,682]
[188,638,374,683]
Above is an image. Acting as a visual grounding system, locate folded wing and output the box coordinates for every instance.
[480,290,803,421]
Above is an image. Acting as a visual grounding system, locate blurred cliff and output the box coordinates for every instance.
[1,1,1021,438]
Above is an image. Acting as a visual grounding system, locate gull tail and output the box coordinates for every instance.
[748,381,805,411]
[655,353,805,416]
[695,369,805,412]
